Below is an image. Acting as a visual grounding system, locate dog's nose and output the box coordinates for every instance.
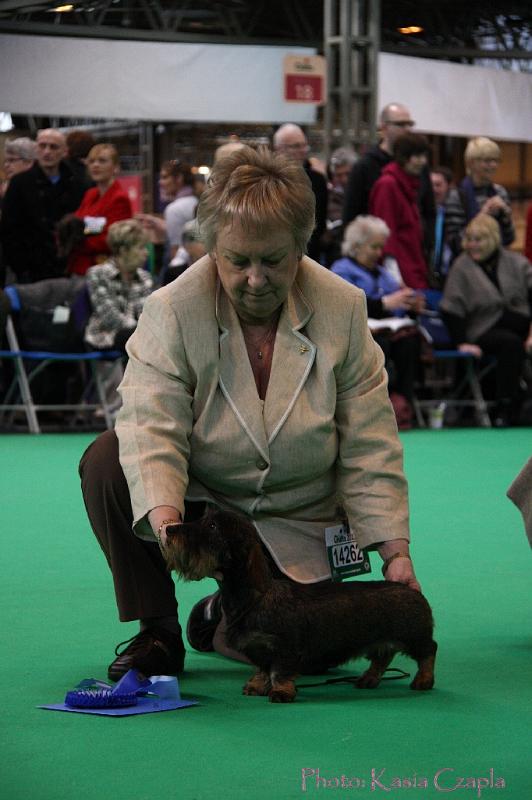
[164,523,181,539]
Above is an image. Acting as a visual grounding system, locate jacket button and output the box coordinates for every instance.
[256,459,268,470]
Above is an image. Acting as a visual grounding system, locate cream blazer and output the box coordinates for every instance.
[115,255,410,582]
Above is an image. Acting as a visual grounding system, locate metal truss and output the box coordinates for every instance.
[324,0,380,155]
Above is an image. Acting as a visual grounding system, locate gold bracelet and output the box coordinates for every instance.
[381,552,411,577]
[155,518,180,544]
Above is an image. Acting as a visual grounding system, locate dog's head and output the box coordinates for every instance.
[163,508,261,582]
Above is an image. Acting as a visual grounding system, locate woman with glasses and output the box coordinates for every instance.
[0,138,36,203]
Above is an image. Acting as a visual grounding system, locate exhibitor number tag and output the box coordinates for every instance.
[325,523,371,581]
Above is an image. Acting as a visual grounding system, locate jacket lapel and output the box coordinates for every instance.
[216,284,270,460]
[262,279,315,445]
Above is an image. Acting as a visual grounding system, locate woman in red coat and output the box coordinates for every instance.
[369,132,431,290]
[68,143,133,275]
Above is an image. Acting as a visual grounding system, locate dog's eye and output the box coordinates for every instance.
[208,522,217,530]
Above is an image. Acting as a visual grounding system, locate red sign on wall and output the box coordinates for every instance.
[284,55,326,105]
[285,74,323,103]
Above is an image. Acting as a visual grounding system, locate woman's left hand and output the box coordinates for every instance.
[379,539,421,592]
[384,557,421,592]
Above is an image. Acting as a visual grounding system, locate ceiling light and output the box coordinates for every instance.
[50,4,74,11]
[398,26,424,35]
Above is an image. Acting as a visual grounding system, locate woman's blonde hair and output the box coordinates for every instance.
[197,145,315,256]
[107,219,147,254]
[341,215,390,258]
[88,143,120,166]
[462,213,501,253]
[464,137,500,171]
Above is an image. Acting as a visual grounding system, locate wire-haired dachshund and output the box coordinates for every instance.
[164,509,437,703]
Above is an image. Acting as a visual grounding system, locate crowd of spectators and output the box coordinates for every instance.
[0,113,531,428]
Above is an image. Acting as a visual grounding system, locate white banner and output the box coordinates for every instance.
[0,34,317,124]
[1,34,531,140]
[379,53,532,142]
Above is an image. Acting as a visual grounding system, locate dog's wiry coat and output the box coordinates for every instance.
[164,509,437,703]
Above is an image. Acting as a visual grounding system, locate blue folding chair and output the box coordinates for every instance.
[0,300,123,433]
[414,293,494,428]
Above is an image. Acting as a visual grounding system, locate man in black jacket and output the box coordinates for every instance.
[273,123,328,264]
[1,128,86,284]
[342,103,435,253]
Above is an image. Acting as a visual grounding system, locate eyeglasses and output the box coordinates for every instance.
[384,120,415,128]
[283,142,309,151]
[4,156,25,164]
[464,233,489,242]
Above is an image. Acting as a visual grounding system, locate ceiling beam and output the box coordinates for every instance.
[0,18,320,46]
[0,0,50,10]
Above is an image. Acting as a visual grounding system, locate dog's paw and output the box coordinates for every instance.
[243,683,268,696]
[410,673,434,691]
[269,688,296,703]
[243,673,271,696]
[356,672,382,689]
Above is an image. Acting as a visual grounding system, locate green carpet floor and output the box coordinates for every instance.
[1,430,531,800]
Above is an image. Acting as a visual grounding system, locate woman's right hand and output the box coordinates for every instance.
[382,288,416,312]
[481,195,510,218]
[135,213,167,244]
[148,505,182,548]
[458,343,483,358]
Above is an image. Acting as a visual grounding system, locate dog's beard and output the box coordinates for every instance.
[164,541,220,581]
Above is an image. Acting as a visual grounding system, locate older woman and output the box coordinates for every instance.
[440,213,532,426]
[458,137,514,246]
[1,138,36,195]
[84,219,153,352]
[68,143,133,275]
[79,147,417,681]
[331,215,423,419]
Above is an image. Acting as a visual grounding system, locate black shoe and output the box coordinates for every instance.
[107,625,186,682]
[186,592,222,652]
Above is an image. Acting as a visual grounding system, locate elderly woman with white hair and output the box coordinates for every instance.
[2,137,36,178]
[457,136,514,246]
[440,213,532,426]
[1,138,36,200]
[331,215,424,422]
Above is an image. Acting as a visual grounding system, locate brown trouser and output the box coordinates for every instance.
[79,430,197,622]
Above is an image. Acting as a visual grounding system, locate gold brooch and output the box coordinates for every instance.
[299,345,310,353]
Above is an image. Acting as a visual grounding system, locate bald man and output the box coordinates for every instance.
[342,104,435,254]
[273,124,328,263]
[1,128,86,284]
